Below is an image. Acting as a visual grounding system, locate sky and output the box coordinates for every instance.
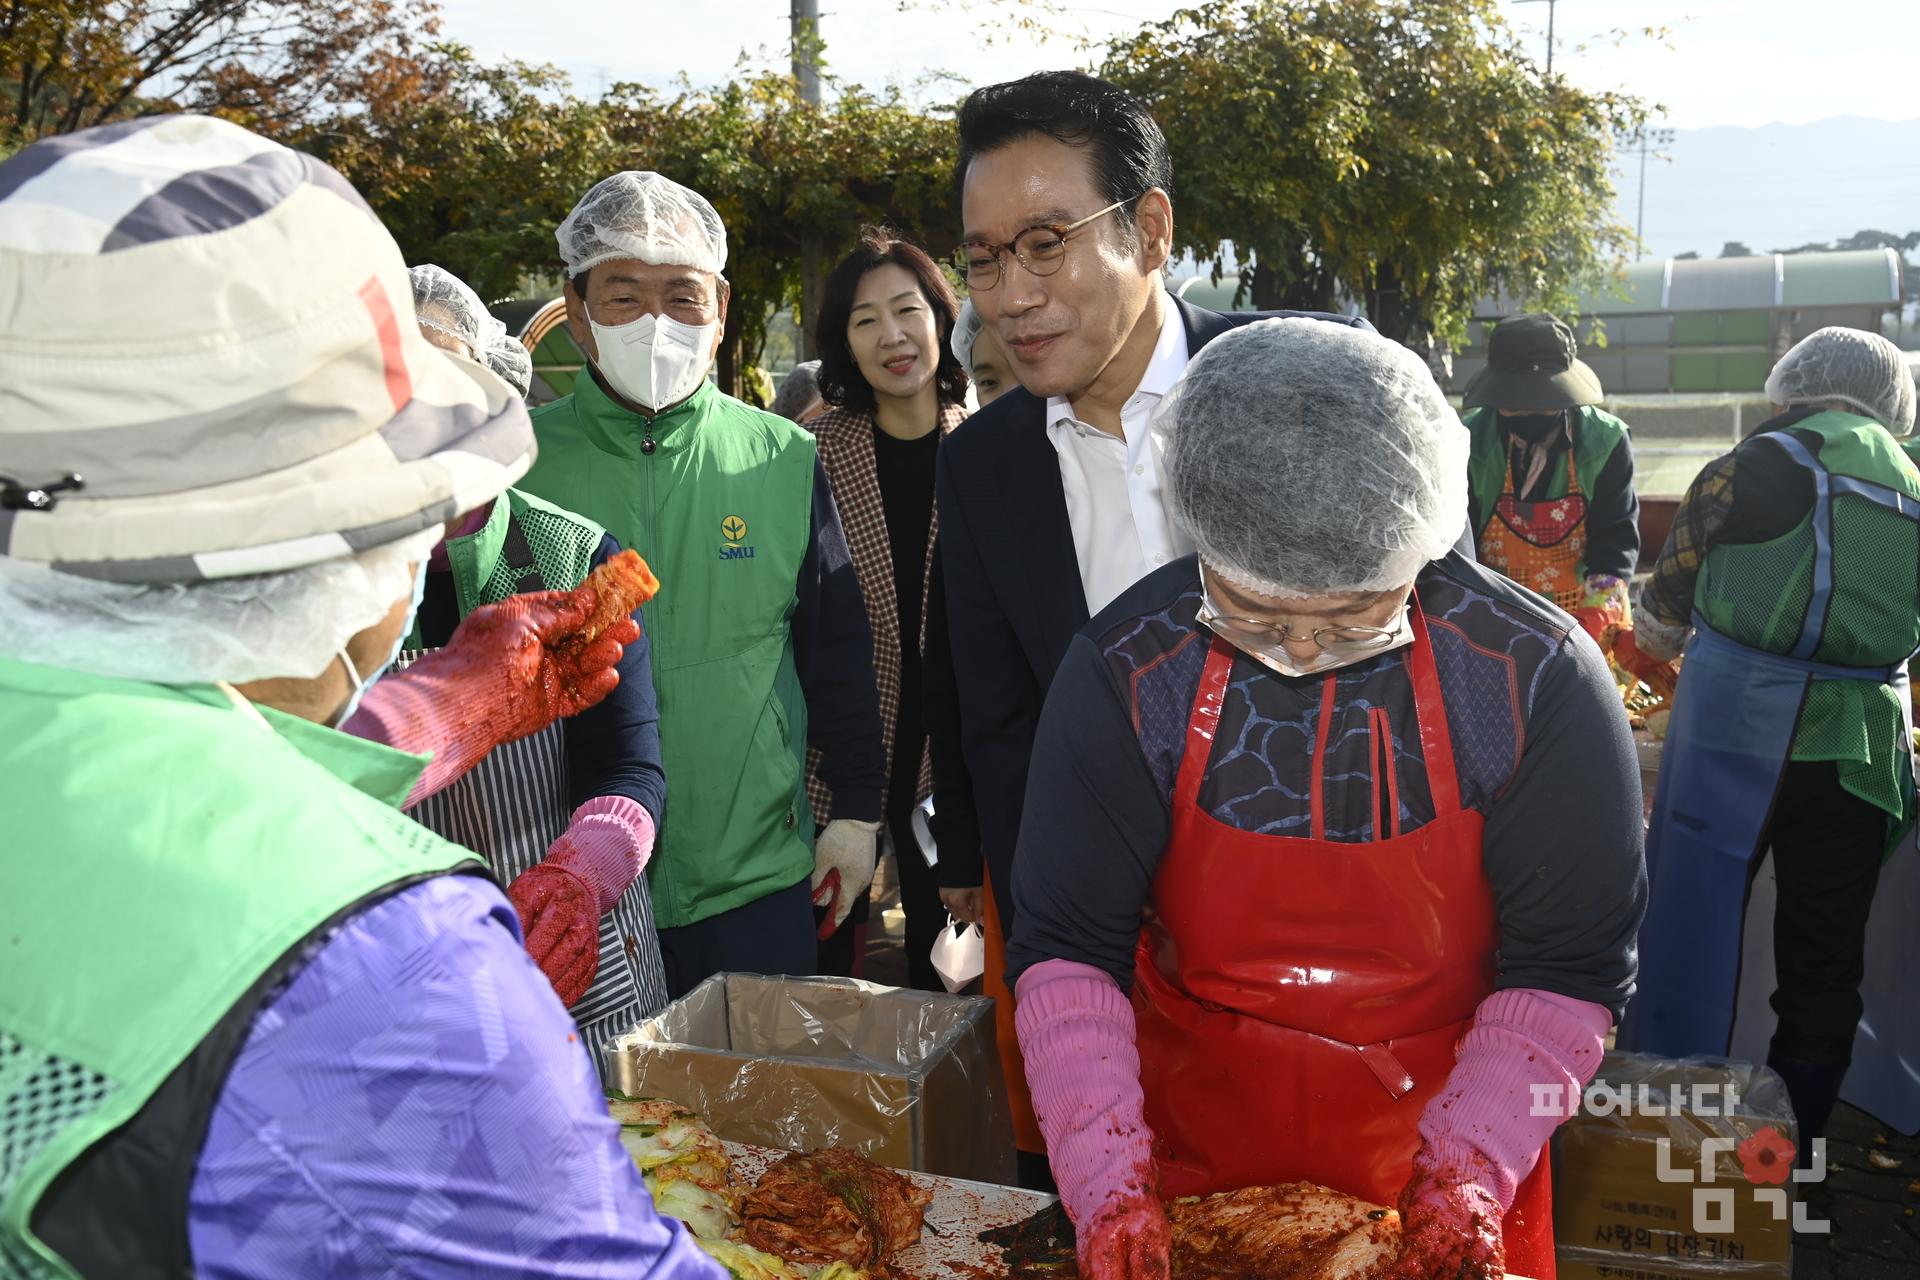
[445,0,1918,128]
[445,0,1920,261]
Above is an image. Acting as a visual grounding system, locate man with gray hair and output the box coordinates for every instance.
[1625,325,1920,1154]
[1004,319,1644,1279]
[519,171,886,994]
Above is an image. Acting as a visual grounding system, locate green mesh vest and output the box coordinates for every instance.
[1695,410,1920,821]
[1464,404,1630,581]
[0,659,476,1279]
[409,488,605,637]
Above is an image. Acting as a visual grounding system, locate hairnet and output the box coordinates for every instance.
[771,360,823,421]
[485,335,534,399]
[410,263,534,398]
[557,171,728,277]
[1155,317,1469,599]
[0,526,441,685]
[951,298,987,370]
[1764,326,1916,437]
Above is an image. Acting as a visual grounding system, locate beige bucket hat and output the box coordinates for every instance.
[0,114,534,583]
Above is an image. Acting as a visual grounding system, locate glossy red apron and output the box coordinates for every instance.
[1131,603,1555,1277]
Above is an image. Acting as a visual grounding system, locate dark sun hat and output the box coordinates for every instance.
[1461,312,1604,411]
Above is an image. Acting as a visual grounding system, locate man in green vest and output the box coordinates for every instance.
[0,116,723,1279]
[1623,326,1920,1155]
[520,171,888,996]
[1462,312,1639,635]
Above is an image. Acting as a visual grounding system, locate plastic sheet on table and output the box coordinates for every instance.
[609,973,1014,1186]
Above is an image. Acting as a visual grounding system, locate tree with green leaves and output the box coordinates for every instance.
[1,0,440,141]
[302,45,620,302]
[1103,0,1645,352]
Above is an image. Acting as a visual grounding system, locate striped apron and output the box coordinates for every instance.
[398,515,671,1078]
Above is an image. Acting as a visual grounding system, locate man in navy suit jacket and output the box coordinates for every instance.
[929,72,1372,932]
[921,70,1372,1188]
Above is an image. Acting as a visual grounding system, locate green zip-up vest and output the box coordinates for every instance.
[0,658,477,1279]
[521,375,816,928]
[1464,404,1630,581]
[1696,410,1920,823]
[408,488,605,637]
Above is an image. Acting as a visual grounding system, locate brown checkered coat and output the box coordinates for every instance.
[805,401,966,824]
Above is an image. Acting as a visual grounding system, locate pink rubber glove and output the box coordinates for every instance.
[507,796,656,1006]
[1383,988,1612,1279]
[342,588,637,807]
[1016,959,1169,1280]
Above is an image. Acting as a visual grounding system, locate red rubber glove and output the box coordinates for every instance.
[342,587,638,807]
[507,863,599,1006]
[1612,628,1680,698]
[1571,607,1611,644]
[507,797,655,1006]
[1079,1193,1173,1280]
[1382,1146,1505,1280]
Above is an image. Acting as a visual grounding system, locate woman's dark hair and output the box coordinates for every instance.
[955,71,1173,242]
[814,228,969,413]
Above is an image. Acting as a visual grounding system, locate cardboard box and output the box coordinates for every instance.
[608,973,1015,1186]
[1552,1053,1796,1279]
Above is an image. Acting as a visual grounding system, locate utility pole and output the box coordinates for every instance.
[793,1,824,360]
[1514,0,1560,75]
[791,0,821,105]
[1625,125,1677,262]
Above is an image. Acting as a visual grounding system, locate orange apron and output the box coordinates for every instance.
[1131,604,1555,1277]
[982,865,1046,1155]
[1479,444,1588,609]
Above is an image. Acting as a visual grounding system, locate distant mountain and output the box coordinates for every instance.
[1619,116,1920,263]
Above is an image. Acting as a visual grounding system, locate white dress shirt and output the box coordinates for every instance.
[1045,302,1197,615]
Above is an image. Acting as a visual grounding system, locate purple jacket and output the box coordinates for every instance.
[186,874,722,1279]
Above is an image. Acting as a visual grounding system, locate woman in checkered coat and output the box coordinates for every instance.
[806,229,972,988]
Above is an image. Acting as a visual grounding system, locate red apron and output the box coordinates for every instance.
[1131,602,1556,1278]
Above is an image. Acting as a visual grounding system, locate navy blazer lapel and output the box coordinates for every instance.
[1174,294,1237,354]
[991,389,1089,664]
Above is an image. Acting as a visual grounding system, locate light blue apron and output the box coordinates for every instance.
[1619,432,1920,1134]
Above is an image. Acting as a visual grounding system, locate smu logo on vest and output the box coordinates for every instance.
[719,514,755,560]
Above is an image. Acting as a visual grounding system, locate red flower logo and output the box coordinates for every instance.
[1738,1127,1796,1185]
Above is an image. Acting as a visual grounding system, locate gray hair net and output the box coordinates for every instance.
[557,171,728,277]
[1154,317,1470,599]
[771,360,823,422]
[0,526,441,685]
[1765,326,1915,437]
[410,263,533,398]
[951,297,986,370]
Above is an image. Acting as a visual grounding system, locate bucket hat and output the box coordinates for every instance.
[0,114,533,583]
[1461,312,1604,411]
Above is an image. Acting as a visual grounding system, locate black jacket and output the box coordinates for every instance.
[923,296,1373,926]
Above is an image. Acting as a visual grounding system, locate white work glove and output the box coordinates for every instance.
[811,818,880,932]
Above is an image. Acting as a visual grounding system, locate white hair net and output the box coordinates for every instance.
[1155,317,1470,599]
[557,171,728,277]
[410,263,534,398]
[951,297,986,370]
[484,332,533,399]
[0,527,440,685]
[1765,326,1916,437]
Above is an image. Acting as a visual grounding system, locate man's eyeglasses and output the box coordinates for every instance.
[954,197,1135,291]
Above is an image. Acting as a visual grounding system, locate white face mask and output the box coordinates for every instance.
[589,311,718,413]
[330,558,429,729]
